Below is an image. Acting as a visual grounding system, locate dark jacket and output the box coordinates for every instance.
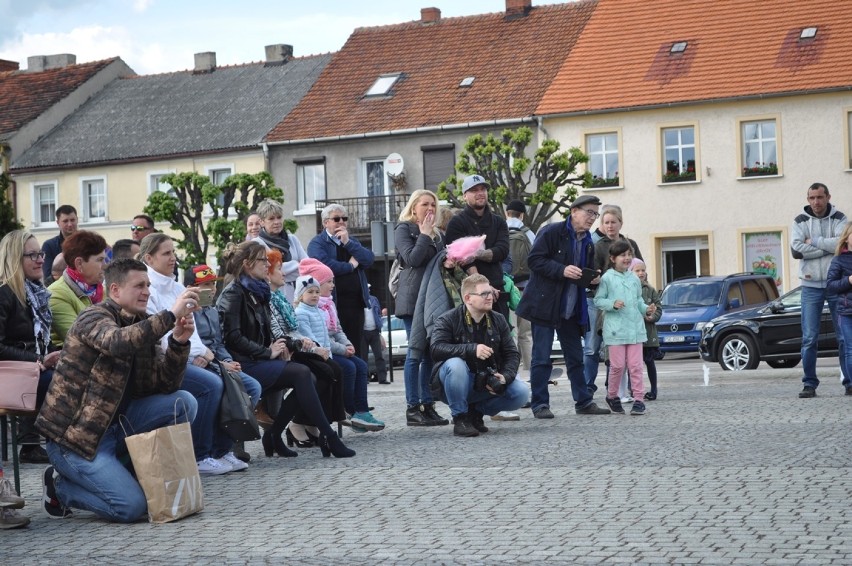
[0,284,40,362]
[194,305,232,362]
[394,221,444,317]
[444,205,510,289]
[217,281,274,362]
[35,300,188,460]
[41,233,65,281]
[826,252,852,316]
[429,304,519,400]
[516,220,595,328]
[307,230,375,307]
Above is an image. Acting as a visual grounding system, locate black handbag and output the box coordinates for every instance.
[216,362,261,442]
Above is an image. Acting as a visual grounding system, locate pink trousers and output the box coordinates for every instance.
[607,343,645,402]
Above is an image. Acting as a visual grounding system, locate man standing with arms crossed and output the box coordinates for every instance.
[792,182,849,398]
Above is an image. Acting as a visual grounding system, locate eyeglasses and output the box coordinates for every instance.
[22,252,46,262]
[329,216,349,223]
[130,225,152,232]
[254,257,271,264]
[469,290,493,299]
[579,208,600,219]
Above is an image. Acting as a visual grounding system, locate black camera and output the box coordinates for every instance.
[474,367,506,395]
[283,336,303,353]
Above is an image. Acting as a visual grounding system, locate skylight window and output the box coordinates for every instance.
[800,27,817,40]
[365,73,401,96]
[670,41,687,54]
[459,76,475,88]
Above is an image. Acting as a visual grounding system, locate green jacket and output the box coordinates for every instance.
[48,274,93,347]
[640,280,662,347]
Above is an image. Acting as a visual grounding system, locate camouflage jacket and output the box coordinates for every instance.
[36,299,188,460]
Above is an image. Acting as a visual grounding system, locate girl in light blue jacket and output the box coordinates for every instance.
[594,240,656,415]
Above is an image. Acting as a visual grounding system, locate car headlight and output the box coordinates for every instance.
[699,321,712,332]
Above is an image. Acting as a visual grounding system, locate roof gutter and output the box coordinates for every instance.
[264,116,535,147]
[538,85,852,119]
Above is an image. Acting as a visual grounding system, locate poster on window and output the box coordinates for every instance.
[743,231,783,291]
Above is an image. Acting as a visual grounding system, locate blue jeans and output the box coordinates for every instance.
[583,298,602,391]
[45,390,197,523]
[401,316,434,406]
[531,319,594,411]
[437,358,530,417]
[800,286,848,388]
[333,354,369,414]
[180,364,227,460]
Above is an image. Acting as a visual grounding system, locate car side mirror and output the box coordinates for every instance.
[728,297,741,309]
[769,301,784,313]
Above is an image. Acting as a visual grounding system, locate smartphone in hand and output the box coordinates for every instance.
[198,288,215,307]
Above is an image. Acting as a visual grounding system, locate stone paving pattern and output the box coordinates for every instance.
[5,363,851,565]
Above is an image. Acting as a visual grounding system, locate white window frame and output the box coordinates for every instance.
[844,107,852,171]
[584,129,622,189]
[360,158,389,198]
[147,169,176,195]
[203,163,234,215]
[30,181,57,227]
[659,123,699,184]
[296,160,326,212]
[365,73,401,97]
[737,115,781,178]
[79,175,107,223]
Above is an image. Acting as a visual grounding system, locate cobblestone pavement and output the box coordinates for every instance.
[5,361,851,565]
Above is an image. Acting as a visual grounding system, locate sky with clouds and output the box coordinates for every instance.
[0,0,538,75]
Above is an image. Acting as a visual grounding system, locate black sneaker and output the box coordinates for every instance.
[799,386,816,398]
[422,403,449,426]
[406,405,430,426]
[469,410,489,433]
[605,397,625,414]
[845,386,852,396]
[43,466,72,519]
[630,401,646,415]
[533,406,555,419]
[452,414,479,437]
[575,402,611,415]
[644,392,657,401]
[20,445,50,464]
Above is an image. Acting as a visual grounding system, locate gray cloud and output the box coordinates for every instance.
[0,0,97,46]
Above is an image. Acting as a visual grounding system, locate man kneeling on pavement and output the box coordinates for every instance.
[430,274,530,437]
[35,258,199,522]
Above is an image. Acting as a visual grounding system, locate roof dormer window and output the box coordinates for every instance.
[800,27,817,40]
[459,76,475,88]
[365,73,401,97]
[670,41,688,54]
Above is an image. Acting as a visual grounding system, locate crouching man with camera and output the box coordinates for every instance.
[430,274,530,437]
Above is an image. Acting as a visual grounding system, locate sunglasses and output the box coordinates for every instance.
[130,225,152,232]
[329,216,349,223]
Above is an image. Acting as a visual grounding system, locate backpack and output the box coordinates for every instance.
[508,226,533,283]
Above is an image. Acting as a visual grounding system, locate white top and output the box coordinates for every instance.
[145,266,206,359]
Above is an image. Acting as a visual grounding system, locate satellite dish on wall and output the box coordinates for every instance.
[384,153,404,176]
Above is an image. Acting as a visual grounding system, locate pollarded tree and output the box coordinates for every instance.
[0,172,23,241]
[144,170,286,267]
[437,126,590,232]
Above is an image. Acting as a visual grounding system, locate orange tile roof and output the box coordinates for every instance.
[538,0,852,115]
[0,58,119,137]
[267,1,597,142]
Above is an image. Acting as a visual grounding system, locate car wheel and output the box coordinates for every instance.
[766,358,801,369]
[717,333,759,371]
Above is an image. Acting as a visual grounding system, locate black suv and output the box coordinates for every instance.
[699,285,839,370]
[657,273,779,352]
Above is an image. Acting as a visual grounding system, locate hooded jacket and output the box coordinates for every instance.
[791,203,847,289]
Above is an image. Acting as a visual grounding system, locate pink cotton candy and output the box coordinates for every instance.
[447,235,486,263]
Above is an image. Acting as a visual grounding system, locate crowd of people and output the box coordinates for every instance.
[2,179,841,528]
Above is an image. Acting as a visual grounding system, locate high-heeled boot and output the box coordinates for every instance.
[319,431,355,458]
[285,424,315,448]
[262,429,297,457]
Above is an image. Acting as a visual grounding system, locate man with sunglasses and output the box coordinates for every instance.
[130,214,156,242]
[307,204,375,358]
[516,195,612,419]
[429,274,529,437]
[41,205,78,281]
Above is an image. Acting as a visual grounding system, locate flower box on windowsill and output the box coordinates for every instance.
[589,176,619,188]
[742,164,778,177]
[663,172,696,184]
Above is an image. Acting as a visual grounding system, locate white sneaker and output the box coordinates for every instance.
[218,452,248,472]
[620,396,634,404]
[0,478,25,509]
[197,457,231,475]
[490,411,521,421]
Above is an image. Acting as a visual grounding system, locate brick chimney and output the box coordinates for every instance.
[421,7,441,24]
[27,54,76,72]
[506,0,532,17]
[265,44,294,65]
[194,52,216,74]
[0,59,19,72]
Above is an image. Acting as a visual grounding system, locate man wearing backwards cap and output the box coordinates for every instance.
[516,194,612,419]
[444,174,512,320]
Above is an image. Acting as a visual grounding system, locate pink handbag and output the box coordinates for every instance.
[0,360,40,411]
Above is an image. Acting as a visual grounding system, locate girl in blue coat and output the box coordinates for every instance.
[825,223,852,383]
[594,240,656,415]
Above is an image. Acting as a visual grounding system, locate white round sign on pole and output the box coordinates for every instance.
[384,152,404,176]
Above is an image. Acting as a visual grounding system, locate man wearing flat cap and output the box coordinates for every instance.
[445,174,512,320]
[516,194,612,419]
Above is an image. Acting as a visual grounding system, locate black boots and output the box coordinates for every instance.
[469,409,489,433]
[406,403,450,426]
[452,413,479,437]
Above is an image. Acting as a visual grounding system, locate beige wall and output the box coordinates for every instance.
[543,91,852,292]
[13,150,265,264]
